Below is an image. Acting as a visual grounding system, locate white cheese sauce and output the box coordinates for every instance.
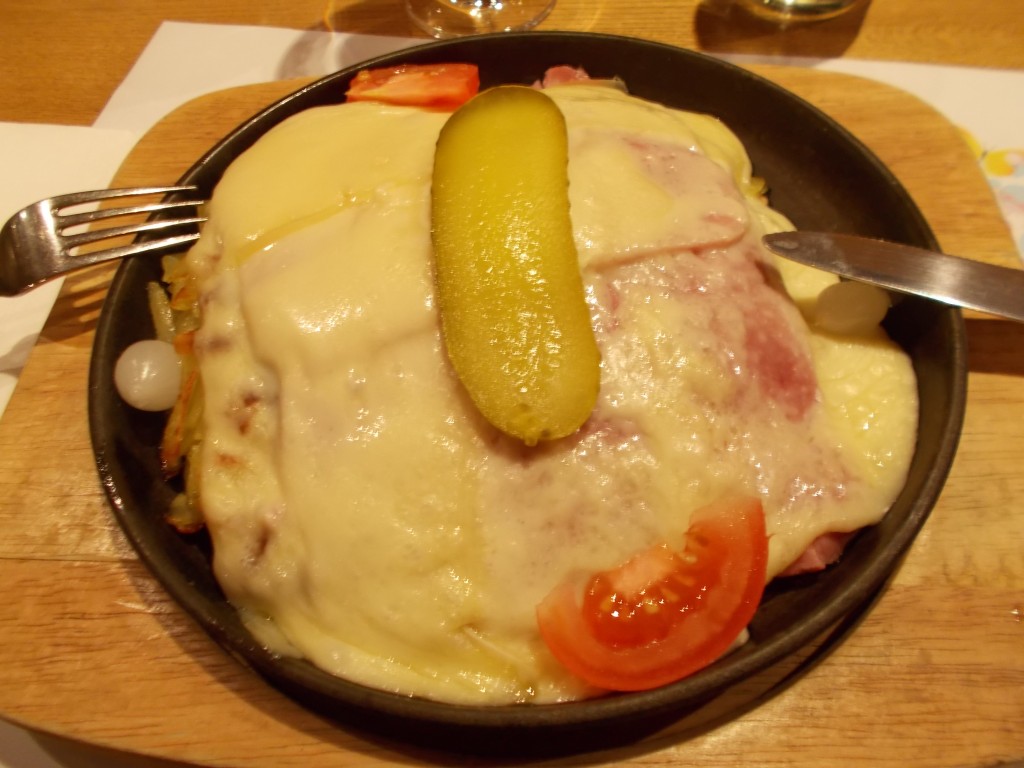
[183,86,918,704]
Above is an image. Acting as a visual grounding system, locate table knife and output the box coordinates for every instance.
[762,231,1024,323]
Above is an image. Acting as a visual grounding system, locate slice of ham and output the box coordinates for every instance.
[531,77,869,579]
[780,531,856,576]
[537,65,593,88]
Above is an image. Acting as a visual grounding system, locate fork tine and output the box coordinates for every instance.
[75,232,203,265]
[1,185,207,297]
[59,198,204,230]
[48,185,199,210]
[63,215,208,251]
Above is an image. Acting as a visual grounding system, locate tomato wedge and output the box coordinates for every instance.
[345,63,480,109]
[536,496,768,691]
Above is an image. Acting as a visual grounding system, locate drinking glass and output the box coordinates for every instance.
[405,0,556,38]
[740,0,863,20]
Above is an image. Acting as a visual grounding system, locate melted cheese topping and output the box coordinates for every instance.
[183,85,918,704]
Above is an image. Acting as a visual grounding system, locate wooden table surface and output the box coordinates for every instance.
[1,1,1023,766]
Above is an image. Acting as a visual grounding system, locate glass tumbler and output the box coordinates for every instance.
[405,0,556,38]
[740,0,864,21]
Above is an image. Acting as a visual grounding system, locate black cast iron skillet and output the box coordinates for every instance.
[89,31,966,756]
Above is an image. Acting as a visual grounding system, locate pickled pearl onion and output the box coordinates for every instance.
[813,281,891,336]
[114,339,181,411]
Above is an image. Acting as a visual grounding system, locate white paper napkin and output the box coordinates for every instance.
[0,122,138,417]
[94,21,419,135]
[820,59,1024,257]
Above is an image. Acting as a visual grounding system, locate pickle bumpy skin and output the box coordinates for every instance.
[431,85,600,446]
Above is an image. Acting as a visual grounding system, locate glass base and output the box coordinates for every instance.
[405,0,556,38]
[740,0,863,21]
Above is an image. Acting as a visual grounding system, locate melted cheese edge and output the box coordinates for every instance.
[184,86,918,704]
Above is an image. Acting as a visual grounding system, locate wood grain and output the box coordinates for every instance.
[3,0,1024,126]
[0,69,1021,767]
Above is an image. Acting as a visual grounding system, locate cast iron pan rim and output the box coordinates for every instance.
[89,31,967,736]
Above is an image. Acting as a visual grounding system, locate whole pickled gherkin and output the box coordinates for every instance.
[431,85,600,446]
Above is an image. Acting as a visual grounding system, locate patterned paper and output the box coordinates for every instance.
[970,136,1024,258]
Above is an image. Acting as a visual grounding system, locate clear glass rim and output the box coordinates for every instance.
[405,0,557,39]
[740,0,863,20]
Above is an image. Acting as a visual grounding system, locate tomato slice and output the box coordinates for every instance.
[535,496,768,692]
[345,63,480,109]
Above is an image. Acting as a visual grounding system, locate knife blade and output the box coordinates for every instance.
[762,231,1024,323]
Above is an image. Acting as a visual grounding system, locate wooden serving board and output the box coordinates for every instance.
[0,69,1022,768]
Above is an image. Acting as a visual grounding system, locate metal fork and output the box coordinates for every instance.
[0,186,207,297]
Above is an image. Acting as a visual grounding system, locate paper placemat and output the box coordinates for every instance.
[0,123,137,416]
